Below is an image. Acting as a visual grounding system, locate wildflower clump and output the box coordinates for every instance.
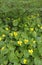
[0,0,42,65]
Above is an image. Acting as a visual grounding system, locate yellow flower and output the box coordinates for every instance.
[28,49,33,55]
[0,37,2,41]
[17,41,22,46]
[40,26,42,29]
[24,39,29,44]
[5,27,9,31]
[2,34,6,37]
[23,59,27,64]
[1,46,5,51]
[30,28,34,31]
[13,32,18,37]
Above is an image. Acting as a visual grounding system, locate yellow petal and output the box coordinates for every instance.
[24,39,29,44]
[2,34,6,37]
[13,32,18,37]
[17,41,22,46]
[30,28,34,31]
[5,27,9,31]
[23,59,27,64]
[40,26,42,29]
[28,49,33,55]
[0,37,2,41]
[1,46,5,51]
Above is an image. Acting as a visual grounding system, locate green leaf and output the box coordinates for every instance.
[23,50,29,58]
[34,57,42,65]
[13,18,20,26]
[8,51,19,63]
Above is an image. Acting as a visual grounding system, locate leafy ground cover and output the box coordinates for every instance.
[0,0,42,65]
